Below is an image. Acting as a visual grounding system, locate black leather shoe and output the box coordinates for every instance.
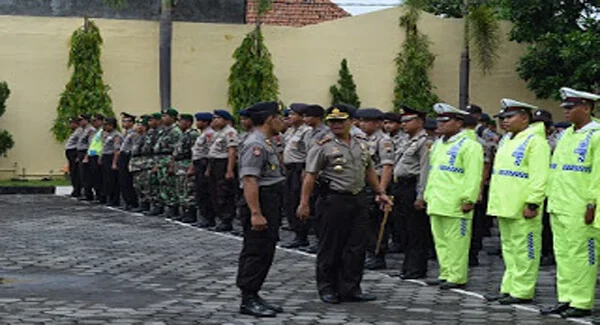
[540,303,570,315]
[320,293,340,304]
[498,296,532,305]
[484,293,509,302]
[196,217,216,228]
[213,223,233,232]
[145,205,164,216]
[399,273,426,280]
[364,257,387,270]
[440,282,465,290]
[240,299,276,317]
[257,295,283,313]
[561,307,591,318]
[299,244,318,254]
[281,237,309,249]
[425,279,446,286]
[341,293,377,302]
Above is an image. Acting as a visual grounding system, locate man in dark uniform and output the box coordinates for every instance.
[101,117,122,207]
[117,112,139,210]
[87,114,106,204]
[143,113,164,215]
[393,106,432,279]
[191,112,216,227]
[77,114,96,201]
[65,117,83,197]
[297,105,392,304]
[130,115,149,212]
[236,102,286,317]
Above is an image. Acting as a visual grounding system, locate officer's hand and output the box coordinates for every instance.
[376,194,393,211]
[296,204,310,222]
[111,163,118,171]
[523,207,537,219]
[461,203,475,213]
[585,205,596,225]
[82,157,89,164]
[414,199,426,210]
[225,170,234,180]
[251,213,268,231]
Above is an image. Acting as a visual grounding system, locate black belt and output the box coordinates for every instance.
[394,175,417,183]
[327,188,363,196]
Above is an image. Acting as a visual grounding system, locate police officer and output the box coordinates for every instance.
[208,110,240,231]
[191,112,216,228]
[486,99,550,305]
[393,106,432,279]
[172,113,199,223]
[76,114,96,201]
[297,105,392,304]
[143,113,164,215]
[542,88,600,318]
[281,103,312,248]
[356,108,394,270]
[87,114,106,204]
[65,117,83,197]
[117,112,139,210]
[239,109,254,146]
[424,103,483,289]
[236,102,286,317]
[101,117,123,207]
[130,115,149,212]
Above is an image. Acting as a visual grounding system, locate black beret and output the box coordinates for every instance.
[400,106,426,119]
[104,117,117,126]
[467,104,483,114]
[289,103,308,114]
[304,104,325,118]
[93,113,105,121]
[195,112,214,121]
[383,112,402,123]
[532,109,553,125]
[179,114,194,121]
[79,113,91,121]
[246,101,281,118]
[239,109,250,118]
[356,108,384,120]
[214,109,234,121]
[121,112,136,120]
[463,114,477,127]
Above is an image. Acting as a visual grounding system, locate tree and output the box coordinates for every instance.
[329,58,361,108]
[52,19,116,142]
[393,0,439,113]
[105,0,176,111]
[501,0,600,100]
[420,0,502,109]
[227,0,279,115]
[0,81,14,157]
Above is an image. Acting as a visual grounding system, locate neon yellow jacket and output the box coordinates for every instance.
[424,130,483,219]
[88,129,103,157]
[547,121,600,224]
[487,123,550,218]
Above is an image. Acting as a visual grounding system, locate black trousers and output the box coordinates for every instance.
[389,182,407,251]
[194,158,214,220]
[118,153,137,207]
[236,182,284,294]
[392,177,428,277]
[101,154,120,205]
[317,190,368,297]
[66,149,81,196]
[285,163,307,238]
[541,198,553,258]
[470,185,490,257]
[78,150,94,200]
[89,155,105,202]
[209,158,236,223]
[365,187,388,257]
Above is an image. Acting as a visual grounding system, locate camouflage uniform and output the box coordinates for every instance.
[130,131,147,207]
[173,128,199,212]
[154,124,182,207]
[144,126,162,207]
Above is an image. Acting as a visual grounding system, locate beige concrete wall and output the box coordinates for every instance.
[0,8,560,179]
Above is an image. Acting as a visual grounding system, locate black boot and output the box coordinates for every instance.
[281,234,309,248]
[213,220,233,232]
[132,201,150,213]
[145,204,164,216]
[196,212,216,228]
[364,256,387,270]
[240,293,276,317]
[181,207,197,224]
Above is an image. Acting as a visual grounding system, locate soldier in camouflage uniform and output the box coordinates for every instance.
[153,108,183,218]
[130,115,149,213]
[172,114,199,223]
[144,113,164,216]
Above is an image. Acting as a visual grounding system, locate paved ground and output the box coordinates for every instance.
[0,195,595,324]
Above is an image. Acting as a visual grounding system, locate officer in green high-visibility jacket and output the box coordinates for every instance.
[423,103,483,289]
[485,99,551,305]
[541,88,600,319]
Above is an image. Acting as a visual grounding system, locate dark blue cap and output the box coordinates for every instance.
[289,103,308,114]
[383,112,401,123]
[400,105,426,119]
[246,101,282,118]
[283,108,290,117]
[356,108,384,120]
[424,118,438,130]
[304,104,325,118]
[479,113,491,122]
[239,109,250,118]
[195,112,214,121]
[214,109,234,121]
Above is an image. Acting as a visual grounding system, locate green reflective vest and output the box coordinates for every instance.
[424,130,483,219]
[88,129,103,157]
[487,123,550,218]
[547,121,600,224]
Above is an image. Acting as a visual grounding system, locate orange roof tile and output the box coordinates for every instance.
[246,0,350,27]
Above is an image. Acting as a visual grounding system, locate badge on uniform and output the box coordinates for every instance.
[334,165,343,172]
[384,141,393,153]
[252,146,262,156]
[331,146,340,154]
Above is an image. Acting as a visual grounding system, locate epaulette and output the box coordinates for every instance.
[317,136,332,145]
[354,134,367,141]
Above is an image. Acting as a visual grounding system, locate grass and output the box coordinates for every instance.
[0,178,71,187]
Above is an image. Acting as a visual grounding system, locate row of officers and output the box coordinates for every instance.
[64,86,599,319]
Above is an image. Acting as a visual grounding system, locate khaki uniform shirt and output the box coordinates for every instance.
[65,127,83,150]
[102,130,122,155]
[192,127,215,161]
[283,124,311,164]
[239,131,285,187]
[76,124,96,151]
[365,129,395,175]
[393,129,431,200]
[208,124,239,159]
[120,128,138,153]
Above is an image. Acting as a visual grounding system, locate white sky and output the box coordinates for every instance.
[332,0,403,15]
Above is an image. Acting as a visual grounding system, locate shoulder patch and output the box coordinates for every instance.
[355,134,367,141]
[317,136,332,145]
[252,146,263,156]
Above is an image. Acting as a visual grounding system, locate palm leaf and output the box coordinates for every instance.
[467,4,501,74]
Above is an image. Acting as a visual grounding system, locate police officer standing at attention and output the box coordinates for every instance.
[87,114,106,204]
[236,102,286,317]
[208,110,240,232]
[101,117,123,207]
[424,103,483,289]
[190,112,216,228]
[486,99,550,305]
[143,113,164,215]
[356,108,394,270]
[281,103,311,248]
[393,106,432,279]
[117,112,139,210]
[542,88,600,318]
[297,105,392,304]
[65,117,83,197]
[77,114,96,201]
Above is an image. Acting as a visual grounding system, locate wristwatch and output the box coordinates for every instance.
[527,203,539,210]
